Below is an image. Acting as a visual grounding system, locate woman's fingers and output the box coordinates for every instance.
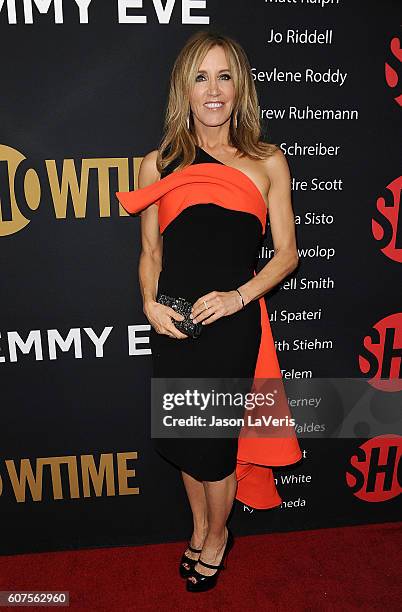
[194,308,217,324]
[160,310,187,339]
[165,319,188,339]
[191,290,241,323]
[168,308,185,322]
[151,305,187,339]
[191,300,215,323]
[154,322,187,339]
[168,328,188,339]
[192,297,219,323]
[166,309,187,339]
[197,309,221,325]
[191,291,218,319]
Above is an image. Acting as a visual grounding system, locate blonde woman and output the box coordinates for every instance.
[116,30,301,592]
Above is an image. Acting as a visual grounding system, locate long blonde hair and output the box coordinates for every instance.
[157,30,279,173]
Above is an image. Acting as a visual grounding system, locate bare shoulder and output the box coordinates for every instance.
[261,147,290,183]
[138,149,161,188]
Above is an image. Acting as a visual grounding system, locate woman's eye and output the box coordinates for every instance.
[195,73,231,81]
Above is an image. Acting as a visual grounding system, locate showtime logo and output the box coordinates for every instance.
[346,435,402,502]
[0,452,139,502]
[372,176,402,263]
[385,36,402,107]
[0,144,139,237]
[359,313,402,391]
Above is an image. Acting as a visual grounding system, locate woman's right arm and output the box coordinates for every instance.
[137,150,163,308]
[137,150,187,339]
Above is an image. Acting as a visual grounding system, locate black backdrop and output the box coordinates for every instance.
[1,0,401,555]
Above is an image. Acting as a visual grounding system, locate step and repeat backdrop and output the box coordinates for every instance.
[1,1,401,555]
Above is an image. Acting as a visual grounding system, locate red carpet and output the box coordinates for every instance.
[1,522,401,611]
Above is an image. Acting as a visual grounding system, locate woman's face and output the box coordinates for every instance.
[189,45,235,129]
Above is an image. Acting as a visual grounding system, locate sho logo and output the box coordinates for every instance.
[359,313,402,391]
[372,176,402,263]
[346,435,402,502]
[385,36,402,107]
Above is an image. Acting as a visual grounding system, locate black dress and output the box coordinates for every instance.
[150,146,263,481]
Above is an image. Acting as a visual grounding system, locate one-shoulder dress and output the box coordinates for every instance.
[116,145,302,510]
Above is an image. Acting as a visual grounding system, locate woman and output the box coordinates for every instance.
[116,30,302,592]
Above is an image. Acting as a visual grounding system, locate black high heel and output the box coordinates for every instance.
[186,527,234,592]
[179,542,202,578]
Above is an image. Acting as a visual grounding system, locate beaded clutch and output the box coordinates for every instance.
[157,293,203,339]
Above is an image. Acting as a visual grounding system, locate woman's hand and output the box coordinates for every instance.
[144,300,188,339]
[190,290,243,326]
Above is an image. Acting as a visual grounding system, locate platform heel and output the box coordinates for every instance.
[179,543,202,578]
[186,527,234,592]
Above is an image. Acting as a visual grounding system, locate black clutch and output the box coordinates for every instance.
[157,293,203,339]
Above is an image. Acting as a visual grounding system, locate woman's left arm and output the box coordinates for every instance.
[238,148,299,305]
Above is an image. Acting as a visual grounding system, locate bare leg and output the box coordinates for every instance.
[188,470,237,581]
[181,470,209,569]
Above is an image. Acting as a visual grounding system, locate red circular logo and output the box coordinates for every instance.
[346,435,402,502]
[359,313,402,391]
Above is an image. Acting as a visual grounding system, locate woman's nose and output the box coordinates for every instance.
[207,79,220,95]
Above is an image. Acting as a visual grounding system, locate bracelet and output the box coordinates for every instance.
[235,288,245,309]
